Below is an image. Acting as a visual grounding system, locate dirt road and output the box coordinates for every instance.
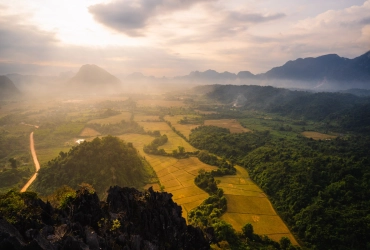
[20,132,40,192]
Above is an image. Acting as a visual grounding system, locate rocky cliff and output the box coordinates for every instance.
[0,186,209,250]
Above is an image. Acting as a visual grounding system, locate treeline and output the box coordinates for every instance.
[86,120,145,135]
[197,150,236,176]
[32,136,150,196]
[189,170,234,248]
[189,126,270,161]
[164,120,189,141]
[178,116,204,125]
[143,134,168,155]
[143,133,189,159]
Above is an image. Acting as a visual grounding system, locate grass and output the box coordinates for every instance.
[87,112,132,124]
[302,131,337,140]
[204,119,252,133]
[164,115,200,139]
[35,146,72,166]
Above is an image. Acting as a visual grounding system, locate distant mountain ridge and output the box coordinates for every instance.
[263,51,370,83]
[0,75,21,99]
[176,51,370,89]
[3,51,370,94]
[67,64,121,94]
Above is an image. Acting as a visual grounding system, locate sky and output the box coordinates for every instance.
[0,0,369,77]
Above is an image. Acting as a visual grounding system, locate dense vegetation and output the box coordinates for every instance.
[204,85,370,133]
[189,123,370,249]
[143,134,168,155]
[0,127,33,191]
[32,136,152,197]
[190,126,270,160]
[197,150,236,176]
[243,136,370,250]
[190,169,237,248]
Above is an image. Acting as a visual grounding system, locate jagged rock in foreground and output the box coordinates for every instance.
[0,186,209,250]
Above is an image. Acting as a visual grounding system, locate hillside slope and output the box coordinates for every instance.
[0,75,21,99]
[32,136,151,196]
[0,186,209,249]
[67,64,121,94]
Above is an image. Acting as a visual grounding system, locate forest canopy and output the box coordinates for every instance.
[32,136,151,197]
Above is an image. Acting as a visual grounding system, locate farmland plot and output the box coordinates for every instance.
[164,115,200,139]
[118,133,216,221]
[204,119,252,133]
[216,166,298,244]
[138,121,197,152]
[302,131,337,140]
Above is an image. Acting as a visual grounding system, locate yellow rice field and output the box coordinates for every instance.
[119,132,297,243]
[137,121,197,152]
[118,133,216,221]
[302,131,337,140]
[204,119,252,133]
[217,166,298,244]
[164,115,200,139]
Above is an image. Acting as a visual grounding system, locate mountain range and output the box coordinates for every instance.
[0,76,21,99]
[177,51,370,89]
[3,51,370,95]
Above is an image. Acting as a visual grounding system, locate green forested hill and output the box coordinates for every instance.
[32,136,151,197]
[204,85,370,132]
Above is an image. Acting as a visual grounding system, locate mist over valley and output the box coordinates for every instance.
[1,1,370,249]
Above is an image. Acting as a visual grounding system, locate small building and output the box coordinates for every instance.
[76,139,85,144]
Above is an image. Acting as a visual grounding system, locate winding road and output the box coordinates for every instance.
[20,132,40,192]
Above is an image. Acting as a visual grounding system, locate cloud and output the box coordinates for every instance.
[89,0,215,36]
[287,0,370,56]
[0,11,207,76]
[0,14,59,62]
[227,11,286,23]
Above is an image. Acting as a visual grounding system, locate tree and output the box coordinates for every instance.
[178,146,185,154]
[242,223,254,239]
[9,158,17,169]
[280,237,291,250]
[212,220,238,245]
